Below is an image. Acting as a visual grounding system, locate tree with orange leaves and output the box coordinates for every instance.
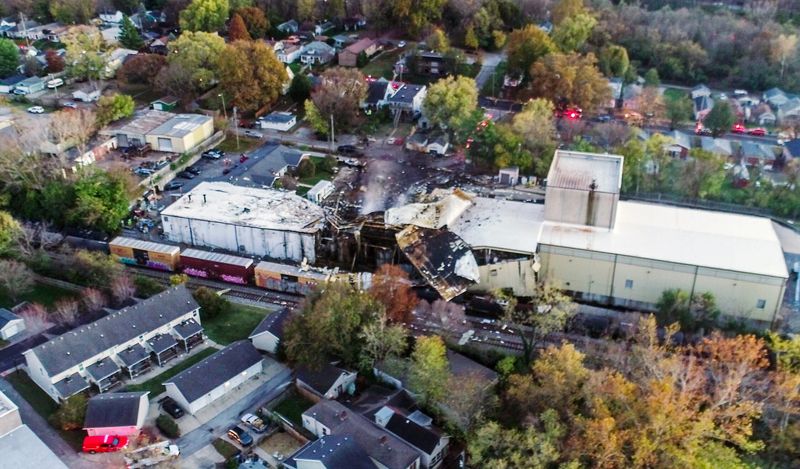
[228,13,251,41]
[369,264,418,324]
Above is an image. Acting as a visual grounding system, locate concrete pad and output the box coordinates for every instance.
[179,444,224,469]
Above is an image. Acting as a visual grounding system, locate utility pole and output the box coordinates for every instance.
[19,13,30,49]
[330,114,335,152]
[233,106,240,150]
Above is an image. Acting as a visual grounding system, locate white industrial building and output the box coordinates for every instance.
[0,391,68,469]
[160,181,325,263]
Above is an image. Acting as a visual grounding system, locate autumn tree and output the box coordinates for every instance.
[552,13,596,52]
[235,7,268,38]
[529,52,611,113]
[81,287,107,313]
[119,15,144,50]
[414,299,469,338]
[64,26,106,87]
[0,211,22,256]
[426,27,450,52]
[598,44,630,78]
[369,264,418,324]
[117,53,166,85]
[512,98,557,154]
[50,0,95,24]
[309,67,367,132]
[469,411,565,468]
[50,394,88,430]
[443,371,497,429]
[423,75,478,134]
[644,68,660,86]
[0,260,34,302]
[665,94,693,129]
[21,56,41,77]
[464,25,479,51]
[552,0,585,25]
[505,25,556,76]
[288,73,311,103]
[228,13,251,41]
[678,148,725,200]
[180,0,230,32]
[95,94,135,128]
[358,311,408,371]
[111,275,136,304]
[284,282,384,369]
[156,31,225,100]
[407,335,449,407]
[0,39,20,78]
[218,40,286,113]
[772,33,798,81]
[19,303,52,334]
[53,298,80,325]
[68,170,135,233]
[500,283,576,364]
[468,120,534,172]
[45,50,66,73]
[703,100,735,137]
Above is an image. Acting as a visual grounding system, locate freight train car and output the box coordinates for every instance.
[109,237,180,271]
[180,249,254,285]
[254,261,331,295]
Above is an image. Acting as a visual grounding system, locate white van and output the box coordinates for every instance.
[46,78,64,89]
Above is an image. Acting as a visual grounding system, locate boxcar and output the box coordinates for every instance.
[180,249,254,285]
[109,237,180,271]
[254,261,330,294]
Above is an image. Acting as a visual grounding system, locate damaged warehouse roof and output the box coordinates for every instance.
[396,225,479,301]
[450,197,544,255]
[385,188,473,229]
[161,181,324,233]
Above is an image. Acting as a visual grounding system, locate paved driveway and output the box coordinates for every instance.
[176,365,292,458]
[474,51,505,90]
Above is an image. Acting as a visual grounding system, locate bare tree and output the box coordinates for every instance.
[53,299,80,326]
[413,299,468,337]
[81,287,107,313]
[443,372,497,429]
[111,275,136,304]
[0,260,35,302]
[47,108,97,159]
[18,303,52,334]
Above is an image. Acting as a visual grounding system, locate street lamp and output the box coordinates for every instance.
[218,93,228,121]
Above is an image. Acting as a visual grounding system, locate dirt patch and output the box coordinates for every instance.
[258,431,303,460]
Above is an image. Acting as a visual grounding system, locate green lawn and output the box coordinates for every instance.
[216,136,261,154]
[203,304,271,345]
[213,438,239,458]
[361,48,404,79]
[6,372,84,450]
[125,347,218,396]
[663,87,687,103]
[297,157,335,187]
[0,282,77,309]
[272,394,314,427]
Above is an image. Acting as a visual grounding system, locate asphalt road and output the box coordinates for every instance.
[177,366,292,458]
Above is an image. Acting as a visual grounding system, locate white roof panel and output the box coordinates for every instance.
[450,197,543,255]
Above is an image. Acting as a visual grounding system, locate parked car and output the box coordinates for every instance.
[337,144,358,154]
[202,149,224,159]
[163,181,184,191]
[26,106,44,114]
[61,101,78,109]
[239,154,249,163]
[748,128,767,136]
[732,123,746,134]
[82,435,128,454]
[11,88,27,95]
[244,130,263,139]
[46,78,64,89]
[176,171,195,179]
[240,413,268,433]
[595,114,612,123]
[398,40,407,48]
[227,426,253,446]
[185,166,201,175]
[160,397,185,419]
[134,167,154,176]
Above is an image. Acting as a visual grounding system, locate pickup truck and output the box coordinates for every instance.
[241,413,268,433]
[124,441,180,468]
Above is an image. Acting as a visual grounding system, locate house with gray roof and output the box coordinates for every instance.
[302,399,422,469]
[0,308,24,340]
[23,285,201,402]
[375,407,450,469]
[666,130,693,160]
[284,435,378,469]
[764,87,790,108]
[301,41,335,65]
[163,340,264,414]
[700,136,733,157]
[777,97,800,123]
[296,363,357,400]
[249,308,291,354]
[241,143,309,187]
[83,392,149,436]
[277,19,299,34]
[386,83,427,116]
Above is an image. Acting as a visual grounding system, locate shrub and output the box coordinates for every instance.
[296,158,316,179]
[193,287,231,321]
[134,275,166,298]
[156,414,180,438]
[49,394,88,431]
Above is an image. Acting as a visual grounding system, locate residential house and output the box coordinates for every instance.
[778,97,800,123]
[296,363,357,401]
[0,308,24,340]
[783,139,800,159]
[83,392,149,436]
[277,43,302,64]
[386,83,427,117]
[694,94,713,121]
[0,391,68,469]
[99,11,124,24]
[405,132,429,153]
[306,180,335,204]
[339,38,378,67]
[764,87,790,108]
[375,350,498,392]
[752,103,777,126]
[691,84,712,101]
[163,340,264,415]
[498,167,520,185]
[277,20,299,34]
[700,136,733,158]
[362,78,389,109]
[7,20,67,42]
[426,133,449,155]
[22,285,202,402]
[101,26,121,45]
[150,96,178,112]
[412,51,447,76]
[301,399,422,469]
[145,113,214,153]
[0,75,25,94]
[332,34,351,48]
[314,21,335,36]
[667,130,693,160]
[738,141,777,168]
[14,76,45,94]
[104,47,137,77]
[283,435,378,469]
[301,41,335,65]
[0,17,17,38]
[342,16,367,31]
[608,78,642,109]
[72,87,102,103]
[374,406,449,469]
[241,144,309,187]
[258,112,297,132]
[249,308,290,354]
